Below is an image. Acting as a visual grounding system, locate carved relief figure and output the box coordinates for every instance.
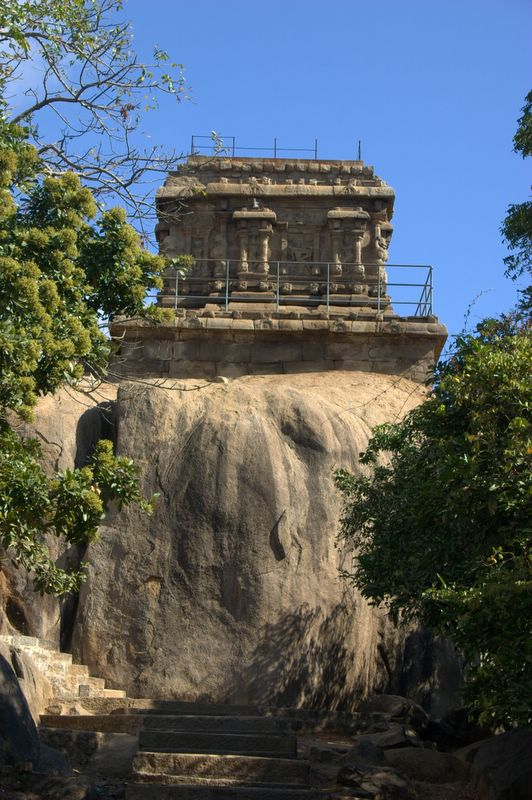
[248,177,263,194]
[375,231,391,265]
[155,223,178,256]
[287,233,313,263]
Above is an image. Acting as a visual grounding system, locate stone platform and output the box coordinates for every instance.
[110,309,446,384]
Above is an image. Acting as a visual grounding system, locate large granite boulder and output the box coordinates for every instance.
[70,371,426,705]
[0,641,40,766]
[1,371,462,710]
[7,646,53,724]
[456,729,532,800]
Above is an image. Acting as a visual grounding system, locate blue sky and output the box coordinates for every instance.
[126,1,529,337]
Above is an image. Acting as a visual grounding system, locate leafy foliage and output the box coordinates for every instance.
[0,122,164,418]
[0,430,154,595]
[0,121,162,594]
[513,90,532,158]
[336,91,532,728]
[336,318,531,727]
[501,91,532,286]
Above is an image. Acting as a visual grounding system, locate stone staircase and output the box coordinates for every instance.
[40,700,333,798]
[0,633,125,700]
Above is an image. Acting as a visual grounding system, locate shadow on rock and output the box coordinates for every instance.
[222,603,374,709]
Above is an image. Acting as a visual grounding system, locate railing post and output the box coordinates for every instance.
[429,266,433,315]
[326,262,330,311]
[225,259,230,311]
[276,261,280,311]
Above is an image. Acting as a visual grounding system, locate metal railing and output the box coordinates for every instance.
[160,260,434,318]
[190,135,319,160]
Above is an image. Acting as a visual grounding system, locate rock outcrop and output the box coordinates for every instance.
[1,371,462,710]
[70,371,423,705]
[0,640,41,766]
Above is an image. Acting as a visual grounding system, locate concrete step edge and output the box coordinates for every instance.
[139,732,296,741]
[133,752,308,777]
[133,773,309,788]
[125,784,326,799]
[141,715,283,730]
[138,749,298,758]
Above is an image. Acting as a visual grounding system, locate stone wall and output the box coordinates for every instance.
[111,316,446,384]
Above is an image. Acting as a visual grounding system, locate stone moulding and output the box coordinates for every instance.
[110,315,447,384]
[157,183,395,199]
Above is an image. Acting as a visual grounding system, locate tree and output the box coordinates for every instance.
[501,90,532,311]
[0,1,187,596]
[0,0,186,229]
[336,321,531,726]
[0,120,164,595]
[335,95,532,728]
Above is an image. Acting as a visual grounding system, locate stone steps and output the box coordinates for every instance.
[39,699,337,798]
[139,730,298,759]
[133,753,310,786]
[141,715,285,734]
[0,633,126,701]
[67,697,388,735]
[69,663,90,676]
[126,786,326,800]
[122,704,320,798]
[41,712,284,735]
[129,701,267,717]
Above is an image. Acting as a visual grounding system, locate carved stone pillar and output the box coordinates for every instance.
[353,230,364,267]
[237,226,249,272]
[233,206,277,287]
[330,225,343,275]
[259,222,273,274]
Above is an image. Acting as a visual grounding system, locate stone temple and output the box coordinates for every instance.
[156,155,395,309]
[113,154,447,382]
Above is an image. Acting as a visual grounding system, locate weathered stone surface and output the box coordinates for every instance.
[337,763,416,798]
[70,371,426,705]
[342,739,386,767]
[384,746,469,783]
[349,724,422,751]
[357,695,429,734]
[0,641,40,766]
[456,729,532,800]
[35,742,71,776]
[8,646,53,724]
[5,372,460,715]
[40,728,137,777]
[394,631,464,719]
[110,320,447,383]
[0,768,93,799]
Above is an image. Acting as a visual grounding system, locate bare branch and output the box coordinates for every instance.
[1,0,188,228]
